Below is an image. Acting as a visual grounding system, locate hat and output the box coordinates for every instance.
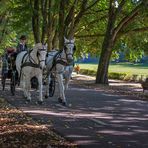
[20,35,26,40]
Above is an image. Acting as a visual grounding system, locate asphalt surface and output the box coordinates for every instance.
[1,78,148,148]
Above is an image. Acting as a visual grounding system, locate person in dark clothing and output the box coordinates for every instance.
[16,35,28,54]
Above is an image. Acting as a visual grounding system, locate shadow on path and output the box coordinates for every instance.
[1,80,148,148]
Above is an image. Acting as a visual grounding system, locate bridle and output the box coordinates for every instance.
[37,48,47,65]
[63,42,75,62]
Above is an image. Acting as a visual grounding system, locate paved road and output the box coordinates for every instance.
[1,79,148,148]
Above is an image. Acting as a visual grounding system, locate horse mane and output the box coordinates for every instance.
[33,43,42,51]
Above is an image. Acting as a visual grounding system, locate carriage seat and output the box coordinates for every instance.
[2,48,16,74]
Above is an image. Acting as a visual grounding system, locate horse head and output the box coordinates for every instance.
[34,43,47,69]
[64,37,76,64]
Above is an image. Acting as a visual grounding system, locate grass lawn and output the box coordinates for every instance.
[78,63,148,76]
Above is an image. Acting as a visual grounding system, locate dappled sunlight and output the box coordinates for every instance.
[134,130,148,133]
[102,93,124,97]
[110,120,135,124]
[109,81,142,87]
[0,117,16,125]
[75,140,98,145]
[1,74,148,147]
[123,117,148,121]
[119,99,145,103]
[67,135,91,138]
[98,130,134,136]
[23,109,114,119]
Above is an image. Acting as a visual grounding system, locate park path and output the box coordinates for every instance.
[0,75,148,148]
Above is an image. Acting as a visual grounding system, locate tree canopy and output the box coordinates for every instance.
[0,0,147,84]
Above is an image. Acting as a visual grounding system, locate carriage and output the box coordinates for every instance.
[1,47,18,95]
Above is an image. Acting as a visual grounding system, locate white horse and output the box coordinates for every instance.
[15,43,47,104]
[45,38,76,106]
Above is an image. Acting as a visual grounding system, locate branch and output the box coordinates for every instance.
[74,0,101,27]
[64,0,78,28]
[85,0,101,11]
[84,8,108,15]
[75,33,104,38]
[112,2,143,42]
[114,0,126,18]
[74,0,87,26]
[75,15,107,34]
[121,27,148,35]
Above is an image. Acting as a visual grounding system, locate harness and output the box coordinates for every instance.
[18,48,46,84]
[48,45,74,73]
[21,49,46,69]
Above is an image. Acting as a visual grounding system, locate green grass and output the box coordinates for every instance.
[78,63,148,76]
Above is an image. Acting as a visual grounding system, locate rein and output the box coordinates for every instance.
[55,43,74,66]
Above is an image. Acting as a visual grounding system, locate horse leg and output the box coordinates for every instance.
[37,74,43,104]
[64,66,73,90]
[57,73,67,106]
[45,74,51,98]
[26,76,31,102]
[22,76,31,102]
[65,75,70,90]
[22,76,27,98]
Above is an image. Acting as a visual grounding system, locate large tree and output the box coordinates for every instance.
[0,0,147,79]
[95,0,148,84]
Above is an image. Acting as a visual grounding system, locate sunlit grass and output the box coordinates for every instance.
[78,63,148,76]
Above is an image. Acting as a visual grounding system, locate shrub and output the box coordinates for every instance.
[108,72,127,80]
[124,74,133,81]
[80,69,96,76]
[79,69,145,82]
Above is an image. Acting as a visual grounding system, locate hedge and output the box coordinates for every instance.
[78,69,147,82]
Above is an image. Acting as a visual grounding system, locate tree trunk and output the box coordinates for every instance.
[32,0,40,43]
[95,27,115,84]
[0,16,8,44]
[95,0,116,84]
[59,0,65,49]
[95,0,143,84]
[41,0,48,44]
[46,0,52,51]
[52,29,59,49]
[96,43,113,84]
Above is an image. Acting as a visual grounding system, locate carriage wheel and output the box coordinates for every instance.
[49,73,55,97]
[1,74,6,91]
[10,71,16,95]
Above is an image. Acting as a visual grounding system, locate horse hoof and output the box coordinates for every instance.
[25,99,31,104]
[58,98,63,103]
[62,101,67,106]
[45,95,48,99]
[37,101,43,105]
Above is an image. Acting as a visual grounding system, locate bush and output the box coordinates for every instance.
[124,74,133,81]
[108,72,127,80]
[79,69,146,82]
[79,69,96,76]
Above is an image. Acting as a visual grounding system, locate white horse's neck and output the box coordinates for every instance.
[60,49,67,60]
[30,48,38,63]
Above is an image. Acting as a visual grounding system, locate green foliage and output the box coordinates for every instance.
[79,68,147,82]
[0,0,147,61]
[108,72,127,80]
[0,0,34,53]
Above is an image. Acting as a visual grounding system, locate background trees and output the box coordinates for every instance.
[0,0,147,84]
